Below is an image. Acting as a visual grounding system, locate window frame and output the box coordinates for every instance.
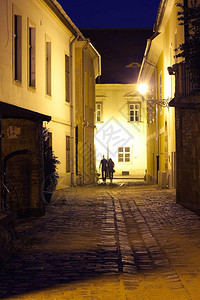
[118,147,131,163]
[128,103,141,122]
[66,135,70,173]
[13,14,22,82]
[45,36,52,97]
[65,54,70,102]
[96,102,102,123]
[28,21,36,88]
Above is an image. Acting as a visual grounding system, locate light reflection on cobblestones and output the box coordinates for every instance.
[0,182,200,299]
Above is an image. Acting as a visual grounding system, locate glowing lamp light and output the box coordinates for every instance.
[138,83,148,95]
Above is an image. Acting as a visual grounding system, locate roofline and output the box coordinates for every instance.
[137,32,160,83]
[44,0,101,70]
[153,0,168,32]
[43,0,85,39]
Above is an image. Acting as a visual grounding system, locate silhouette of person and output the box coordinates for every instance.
[108,158,115,183]
[99,155,108,183]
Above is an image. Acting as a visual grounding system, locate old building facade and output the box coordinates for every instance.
[0,0,100,215]
[95,84,147,178]
[138,0,184,188]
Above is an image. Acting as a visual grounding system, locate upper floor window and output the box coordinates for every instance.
[118,147,130,162]
[14,15,22,82]
[28,25,36,88]
[96,102,102,122]
[129,103,140,122]
[160,72,162,116]
[65,55,70,102]
[46,38,51,96]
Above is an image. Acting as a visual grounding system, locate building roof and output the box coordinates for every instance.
[81,28,153,84]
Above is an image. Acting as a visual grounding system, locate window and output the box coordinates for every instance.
[48,132,52,148]
[129,103,140,122]
[14,15,22,81]
[118,147,130,162]
[160,72,162,116]
[65,55,70,102]
[29,25,36,88]
[66,136,70,172]
[46,39,51,96]
[96,103,102,122]
[175,31,178,64]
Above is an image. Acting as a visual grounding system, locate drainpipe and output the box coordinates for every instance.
[82,40,89,184]
[142,58,159,182]
[70,34,79,186]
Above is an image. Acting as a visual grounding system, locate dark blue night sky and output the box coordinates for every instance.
[58,0,161,28]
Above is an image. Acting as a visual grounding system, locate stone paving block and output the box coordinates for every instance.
[1,184,200,299]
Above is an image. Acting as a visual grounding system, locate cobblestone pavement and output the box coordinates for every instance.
[1,181,200,299]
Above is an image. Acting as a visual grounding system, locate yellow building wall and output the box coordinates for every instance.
[0,0,74,187]
[144,0,185,186]
[75,42,97,184]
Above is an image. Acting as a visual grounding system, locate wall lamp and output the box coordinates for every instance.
[137,83,169,107]
[167,66,176,75]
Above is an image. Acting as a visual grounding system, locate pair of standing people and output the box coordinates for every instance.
[99,155,115,183]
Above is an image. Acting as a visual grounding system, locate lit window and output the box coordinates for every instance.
[129,103,140,122]
[96,103,102,122]
[29,25,36,88]
[65,55,70,102]
[14,15,22,82]
[46,39,51,96]
[118,147,130,162]
[66,136,70,172]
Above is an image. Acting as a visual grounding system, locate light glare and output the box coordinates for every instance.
[138,83,148,95]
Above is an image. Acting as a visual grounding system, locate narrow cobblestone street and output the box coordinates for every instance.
[1,182,200,299]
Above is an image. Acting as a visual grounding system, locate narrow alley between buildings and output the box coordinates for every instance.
[1,182,200,300]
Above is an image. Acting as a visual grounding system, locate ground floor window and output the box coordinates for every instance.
[118,147,130,162]
[66,136,70,172]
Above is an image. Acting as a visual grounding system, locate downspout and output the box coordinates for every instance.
[70,34,79,186]
[82,40,89,184]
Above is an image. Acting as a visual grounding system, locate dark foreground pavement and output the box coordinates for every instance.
[1,181,200,299]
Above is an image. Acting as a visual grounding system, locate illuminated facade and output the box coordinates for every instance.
[138,0,184,188]
[95,84,146,178]
[0,0,100,214]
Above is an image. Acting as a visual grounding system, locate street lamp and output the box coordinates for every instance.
[137,83,170,107]
[138,83,148,95]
